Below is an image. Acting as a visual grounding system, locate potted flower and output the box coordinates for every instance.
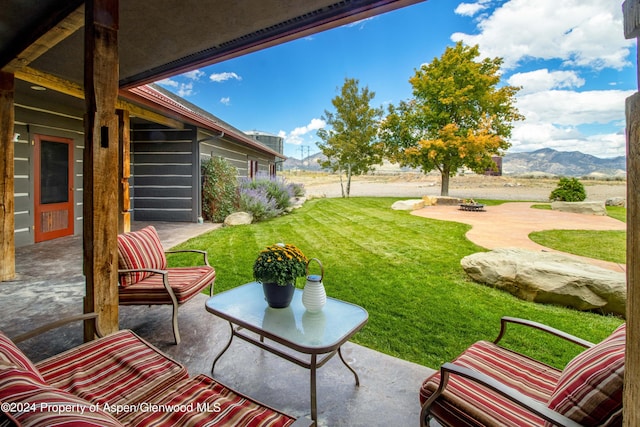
[253,243,308,308]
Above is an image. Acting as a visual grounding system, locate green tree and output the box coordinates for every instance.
[380,41,523,196]
[317,78,383,197]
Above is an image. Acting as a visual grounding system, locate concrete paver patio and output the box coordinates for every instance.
[411,202,627,272]
[0,222,433,427]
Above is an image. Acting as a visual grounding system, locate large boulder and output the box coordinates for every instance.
[551,201,607,215]
[224,211,253,226]
[606,197,626,207]
[391,199,425,210]
[423,196,463,206]
[460,248,626,316]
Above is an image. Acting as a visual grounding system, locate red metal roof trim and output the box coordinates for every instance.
[123,85,286,159]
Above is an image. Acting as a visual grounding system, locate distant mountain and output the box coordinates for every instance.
[282,152,326,171]
[503,148,626,177]
[283,147,626,177]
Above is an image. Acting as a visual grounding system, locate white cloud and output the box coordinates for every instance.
[182,69,205,80]
[157,78,178,88]
[156,78,195,97]
[281,118,326,145]
[220,97,231,105]
[510,122,626,158]
[508,88,634,157]
[451,0,633,70]
[515,89,633,126]
[344,16,376,29]
[507,69,585,95]
[454,1,491,17]
[210,72,242,83]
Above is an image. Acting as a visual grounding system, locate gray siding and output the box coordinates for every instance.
[131,125,199,222]
[13,108,84,248]
[198,130,277,178]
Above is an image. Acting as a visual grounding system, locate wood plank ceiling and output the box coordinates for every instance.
[1,0,425,88]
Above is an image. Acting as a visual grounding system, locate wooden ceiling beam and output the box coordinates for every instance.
[2,6,85,73]
[14,67,184,129]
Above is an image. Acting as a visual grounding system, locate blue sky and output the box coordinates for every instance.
[157,0,636,160]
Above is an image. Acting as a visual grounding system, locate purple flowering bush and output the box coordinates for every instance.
[238,174,305,222]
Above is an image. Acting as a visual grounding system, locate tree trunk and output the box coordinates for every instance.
[440,166,450,196]
[346,163,352,198]
[338,166,345,198]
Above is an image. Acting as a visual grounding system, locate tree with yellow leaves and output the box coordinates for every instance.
[379,42,523,196]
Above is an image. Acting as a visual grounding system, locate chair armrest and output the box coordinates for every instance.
[117,268,177,303]
[421,363,584,427]
[494,317,595,348]
[118,267,167,275]
[165,249,210,266]
[11,312,103,343]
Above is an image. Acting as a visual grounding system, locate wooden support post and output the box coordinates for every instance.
[117,109,130,234]
[624,2,640,425]
[625,93,640,427]
[0,72,15,282]
[83,0,119,340]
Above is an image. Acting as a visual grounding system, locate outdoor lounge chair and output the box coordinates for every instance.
[117,225,216,344]
[420,317,624,427]
[0,313,309,426]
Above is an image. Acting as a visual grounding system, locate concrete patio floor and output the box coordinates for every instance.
[0,222,434,427]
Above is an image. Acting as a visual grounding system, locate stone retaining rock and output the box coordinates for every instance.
[391,199,425,210]
[224,211,253,226]
[551,201,607,215]
[423,196,463,206]
[606,197,626,207]
[460,248,626,316]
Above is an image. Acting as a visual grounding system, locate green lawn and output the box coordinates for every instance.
[168,197,623,370]
[529,205,626,264]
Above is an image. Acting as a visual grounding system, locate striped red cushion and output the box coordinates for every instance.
[0,365,123,426]
[118,266,216,305]
[36,330,188,408]
[420,340,561,426]
[117,226,167,287]
[0,332,44,382]
[117,374,295,426]
[546,323,625,426]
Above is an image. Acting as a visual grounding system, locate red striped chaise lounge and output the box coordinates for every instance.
[420,317,624,427]
[117,225,216,344]
[0,313,310,426]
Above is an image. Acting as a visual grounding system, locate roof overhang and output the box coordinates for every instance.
[1,0,426,89]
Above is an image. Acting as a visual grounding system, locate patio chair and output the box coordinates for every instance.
[117,225,216,345]
[420,317,624,427]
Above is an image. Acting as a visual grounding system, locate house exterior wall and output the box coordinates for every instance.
[130,124,199,222]
[13,107,84,248]
[198,129,277,180]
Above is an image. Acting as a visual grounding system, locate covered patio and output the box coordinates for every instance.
[1,0,640,425]
[0,221,433,426]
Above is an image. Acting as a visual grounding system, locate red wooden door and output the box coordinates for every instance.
[34,135,74,242]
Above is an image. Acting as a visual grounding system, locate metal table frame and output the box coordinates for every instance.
[205,282,369,424]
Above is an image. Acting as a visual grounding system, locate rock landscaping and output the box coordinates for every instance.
[460,248,626,316]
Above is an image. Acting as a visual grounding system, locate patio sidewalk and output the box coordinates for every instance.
[412,201,627,272]
[0,221,433,426]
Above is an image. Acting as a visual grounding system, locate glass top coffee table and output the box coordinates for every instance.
[205,281,368,424]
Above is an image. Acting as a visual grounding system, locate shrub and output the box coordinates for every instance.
[549,177,587,202]
[237,174,306,221]
[238,185,281,221]
[287,182,305,198]
[201,157,238,222]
